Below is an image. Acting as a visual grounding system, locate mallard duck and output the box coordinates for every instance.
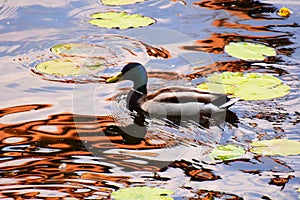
[106,62,239,116]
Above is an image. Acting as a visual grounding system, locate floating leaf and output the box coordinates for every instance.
[89,12,155,29]
[51,43,115,60]
[224,42,276,61]
[207,72,281,87]
[278,7,292,17]
[35,58,105,77]
[210,144,246,161]
[101,0,144,6]
[197,72,290,100]
[250,139,300,156]
[111,186,174,200]
[235,82,290,100]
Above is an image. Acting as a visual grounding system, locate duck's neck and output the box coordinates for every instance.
[127,85,147,112]
[132,73,148,95]
[133,84,147,95]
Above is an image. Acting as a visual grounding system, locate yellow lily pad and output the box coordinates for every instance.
[210,144,246,161]
[35,58,105,77]
[89,11,155,29]
[197,72,290,100]
[101,0,144,6]
[111,186,174,200]
[235,82,290,100]
[51,43,114,60]
[225,42,276,61]
[250,139,300,156]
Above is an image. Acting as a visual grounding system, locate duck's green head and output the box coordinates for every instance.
[106,62,148,93]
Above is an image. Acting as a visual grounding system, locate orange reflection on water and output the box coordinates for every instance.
[0,104,51,118]
[212,18,268,32]
[181,32,294,55]
[0,104,172,199]
[187,60,288,78]
[194,0,277,20]
[181,0,297,67]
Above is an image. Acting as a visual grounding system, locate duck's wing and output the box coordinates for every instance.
[146,86,229,105]
[219,97,240,108]
[141,86,238,116]
[154,86,226,95]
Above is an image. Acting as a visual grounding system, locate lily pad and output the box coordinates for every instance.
[101,0,144,6]
[35,58,105,77]
[197,72,290,100]
[111,186,174,200]
[210,144,246,161]
[51,43,115,60]
[250,139,300,156]
[224,42,276,61]
[89,11,155,29]
[235,82,290,101]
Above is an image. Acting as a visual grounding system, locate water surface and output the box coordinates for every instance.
[0,0,299,199]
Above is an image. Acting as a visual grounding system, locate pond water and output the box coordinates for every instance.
[0,0,299,199]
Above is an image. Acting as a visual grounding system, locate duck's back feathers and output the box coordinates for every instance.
[140,86,237,116]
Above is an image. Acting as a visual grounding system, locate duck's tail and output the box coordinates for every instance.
[219,97,240,109]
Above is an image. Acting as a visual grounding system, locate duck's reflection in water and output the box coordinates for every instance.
[104,113,147,145]
[104,108,239,145]
[0,104,238,171]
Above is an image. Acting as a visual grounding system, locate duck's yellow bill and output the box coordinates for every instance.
[106,72,122,83]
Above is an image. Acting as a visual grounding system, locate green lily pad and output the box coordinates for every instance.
[111,186,174,200]
[197,72,290,100]
[224,42,276,61]
[101,0,144,6]
[35,58,105,77]
[89,11,155,29]
[250,139,300,156]
[207,72,282,87]
[210,144,246,161]
[51,43,115,60]
[235,82,290,100]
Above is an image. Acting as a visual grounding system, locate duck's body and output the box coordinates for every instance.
[107,63,238,116]
[140,86,237,116]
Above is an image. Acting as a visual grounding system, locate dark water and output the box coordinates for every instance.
[0,0,299,199]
